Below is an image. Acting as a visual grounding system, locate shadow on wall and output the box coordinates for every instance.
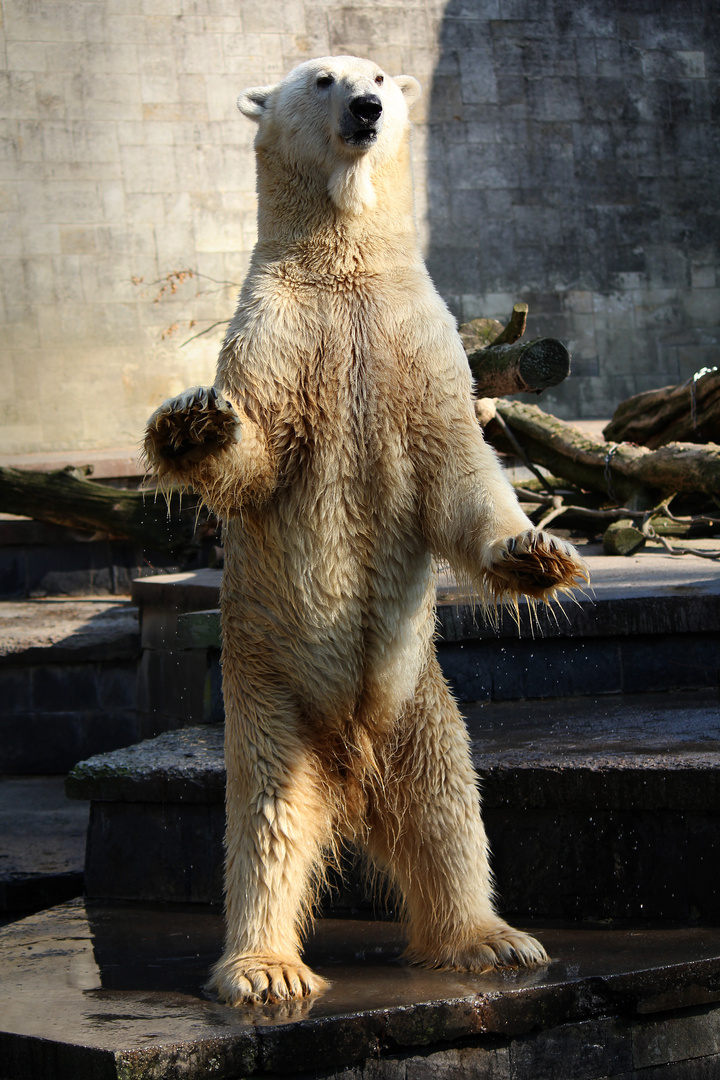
[425,0,720,418]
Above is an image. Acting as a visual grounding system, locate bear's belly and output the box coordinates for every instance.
[221,506,436,722]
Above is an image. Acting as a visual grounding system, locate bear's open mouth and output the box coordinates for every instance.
[343,128,378,148]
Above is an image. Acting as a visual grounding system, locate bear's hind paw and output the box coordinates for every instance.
[408,923,548,974]
[208,953,329,1007]
[485,528,589,602]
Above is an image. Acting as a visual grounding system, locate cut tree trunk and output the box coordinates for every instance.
[603,369,720,448]
[0,466,202,556]
[487,400,720,506]
[459,303,571,398]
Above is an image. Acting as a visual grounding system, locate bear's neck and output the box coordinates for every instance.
[253,134,422,277]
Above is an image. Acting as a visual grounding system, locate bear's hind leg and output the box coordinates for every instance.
[365,656,547,973]
[209,677,333,1006]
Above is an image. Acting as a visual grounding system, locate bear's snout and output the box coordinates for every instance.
[340,92,383,148]
[349,94,382,125]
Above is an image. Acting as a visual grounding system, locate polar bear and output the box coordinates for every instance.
[144,55,588,1006]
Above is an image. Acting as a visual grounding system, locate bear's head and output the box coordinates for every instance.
[238,56,421,217]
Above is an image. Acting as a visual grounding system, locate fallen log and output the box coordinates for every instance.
[0,466,203,556]
[603,368,720,448]
[460,304,572,399]
[487,400,720,506]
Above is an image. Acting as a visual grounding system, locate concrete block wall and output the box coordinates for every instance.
[1,0,717,454]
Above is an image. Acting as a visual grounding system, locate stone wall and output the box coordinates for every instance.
[426,0,720,419]
[0,0,717,454]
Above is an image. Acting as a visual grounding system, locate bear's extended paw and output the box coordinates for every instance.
[407,921,548,974]
[208,953,329,1007]
[144,386,240,478]
[485,528,589,602]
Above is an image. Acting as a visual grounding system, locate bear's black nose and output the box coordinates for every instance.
[349,95,383,125]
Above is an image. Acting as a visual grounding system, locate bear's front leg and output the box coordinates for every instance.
[144,386,240,479]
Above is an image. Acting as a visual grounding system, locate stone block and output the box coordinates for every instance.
[241,0,306,35]
[176,32,224,75]
[3,1,85,43]
[691,266,717,289]
[6,41,47,73]
[0,708,139,774]
[681,288,720,327]
[527,77,583,122]
[0,667,31,713]
[459,47,499,105]
[633,1005,720,1069]
[97,663,136,711]
[404,1045,510,1079]
[136,647,209,727]
[621,636,719,695]
[32,664,98,713]
[84,799,225,903]
[437,641,493,703]
[493,638,623,701]
[510,1017,632,1080]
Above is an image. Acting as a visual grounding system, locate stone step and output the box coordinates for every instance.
[133,547,720,724]
[0,598,142,773]
[67,688,720,922]
[0,777,88,918]
[3,899,720,1080]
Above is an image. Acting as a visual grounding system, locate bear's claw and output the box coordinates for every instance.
[144,385,240,478]
[208,954,329,1007]
[485,528,589,602]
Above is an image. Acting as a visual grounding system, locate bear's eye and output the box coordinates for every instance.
[375,74,384,85]
[316,74,334,89]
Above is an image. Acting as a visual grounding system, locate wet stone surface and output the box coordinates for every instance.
[66,724,225,803]
[3,902,720,1079]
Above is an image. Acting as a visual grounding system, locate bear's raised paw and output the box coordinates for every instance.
[208,953,329,1007]
[144,386,239,478]
[485,528,589,602]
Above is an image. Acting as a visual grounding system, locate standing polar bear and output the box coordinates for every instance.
[145,56,587,1006]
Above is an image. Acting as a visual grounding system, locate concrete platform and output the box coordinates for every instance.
[67,690,720,921]
[3,900,720,1079]
[0,777,87,916]
[0,598,139,662]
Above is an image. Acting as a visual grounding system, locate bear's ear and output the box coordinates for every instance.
[237,84,277,122]
[393,75,422,109]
